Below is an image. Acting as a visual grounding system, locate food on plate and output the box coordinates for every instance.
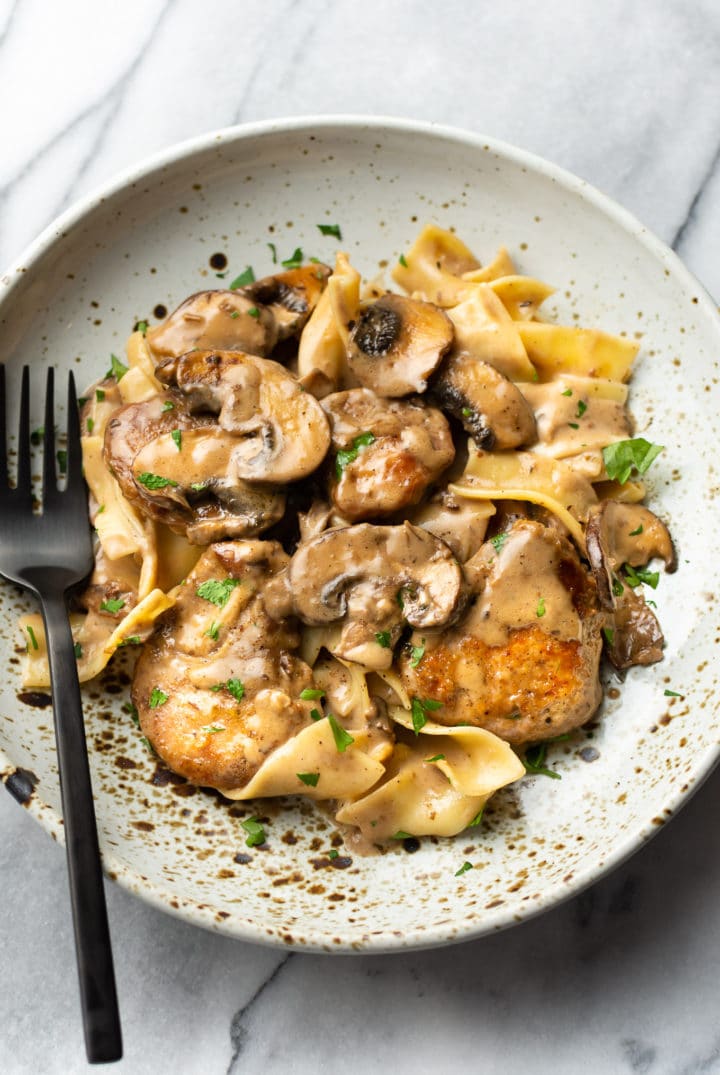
[18,225,675,848]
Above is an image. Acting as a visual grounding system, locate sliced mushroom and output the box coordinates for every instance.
[285,522,468,670]
[408,490,495,562]
[432,353,537,449]
[397,520,604,745]
[134,540,319,794]
[104,390,286,544]
[243,263,331,341]
[157,350,331,483]
[321,388,454,521]
[347,294,453,396]
[147,290,278,361]
[585,500,674,669]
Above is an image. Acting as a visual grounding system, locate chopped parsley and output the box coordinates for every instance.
[398,254,408,268]
[136,471,178,490]
[281,247,304,269]
[267,242,277,264]
[297,772,320,787]
[229,310,240,319]
[196,577,240,607]
[468,807,485,828]
[490,532,509,555]
[100,597,125,614]
[149,687,168,708]
[612,576,625,597]
[96,504,105,514]
[392,830,413,840]
[226,678,245,703]
[26,625,39,651]
[310,708,322,722]
[300,688,325,701]
[576,400,587,418]
[241,817,266,847]
[247,306,260,319]
[568,422,579,430]
[204,621,220,641]
[561,388,573,397]
[139,736,155,754]
[536,597,546,617]
[523,741,561,780]
[171,429,182,452]
[73,642,83,658]
[328,849,339,860]
[107,353,128,381]
[629,524,644,536]
[161,400,174,412]
[86,417,94,434]
[56,450,67,474]
[118,635,141,647]
[455,861,474,877]
[602,626,615,646]
[410,642,425,668]
[95,388,105,402]
[602,438,664,484]
[335,431,376,478]
[123,701,139,726]
[623,563,659,589]
[136,320,148,334]
[375,631,392,648]
[229,266,255,289]
[425,753,445,763]
[200,724,225,734]
[30,426,44,445]
[317,223,342,239]
[461,406,473,418]
[664,688,683,698]
[190,481,208,492]
[327,712,354,752]
[411,696,443,735]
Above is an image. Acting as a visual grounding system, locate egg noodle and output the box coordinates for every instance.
[19,225,673,847]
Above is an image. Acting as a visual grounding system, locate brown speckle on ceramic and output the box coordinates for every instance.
[0,118,719,953]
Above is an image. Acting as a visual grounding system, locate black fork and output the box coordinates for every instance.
[0,365,122,1063]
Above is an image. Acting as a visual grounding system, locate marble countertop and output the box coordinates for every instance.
[1,1,719,1072]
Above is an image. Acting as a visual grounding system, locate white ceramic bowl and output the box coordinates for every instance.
[1,117,719,952]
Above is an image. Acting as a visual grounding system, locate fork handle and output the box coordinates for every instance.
[40,593,122,1063]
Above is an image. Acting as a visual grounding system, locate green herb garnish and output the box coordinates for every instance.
[205,621,220,641]
[136,472,178,490]
[196,578,240,607]
[455,861,474,877]
[602,626,615,646]
[375,631,392,648]
[281,247,304,269]
[300,688,325,701]
[623,563,660,590]
[190,481,208,492]
[161,400,174,412]
[410,696,442,735]
[410,642,425,668]
[490,532,509,555]
[328,849,339,859]
[136,320,148,334]
[297,772,320,787]
[267,242,277,264]
[119,635,141,647]
[26,625,39,651]
[95,389,105,402]
[461,406,473,418]
[664,688,683,698]
[73,642,83,658]
[536,597,546,617]
[56,450,67,473]
[468,807,485,828]
[523,741,561,780]
[398,254,408,267]
[229,310,240,319]
[241,817,266,847]
[123,701,139,726]
[602,438,664,484]
[335,431,376,478]
[392,831,413,840]
[108,353,128,381]
[247,306,260,319]
[86,417,94,434]
[629,524,644,536]
[226,678,245,703]
[149,687,168,708]
[561,388,573,397]
[327,712,354,752]
[317,224,342,239]
[30,426,44,445]
[576,400,587,418]
[100,597,125,614]
[229,266,255,289]
[200,724,225,734]
[310,708,322,722]
[425,753,445,763]
[171,429,182,452]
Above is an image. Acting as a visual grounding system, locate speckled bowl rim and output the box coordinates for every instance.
[2,114,719,953]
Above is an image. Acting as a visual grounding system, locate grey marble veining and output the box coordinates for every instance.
[1,0,719,1072]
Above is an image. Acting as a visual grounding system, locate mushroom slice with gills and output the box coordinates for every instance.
[103,390,286,544]
[146,290,278,361]
[321,388,455,521]
[397,519,604,745]
[408,490,496,563]
[157,349,331,483]
[286,522,468,671]
[133,540,320,795]
[432,353,537,450]
[347,293,453,397]
[585,500,674,670]
[243,263,331,342]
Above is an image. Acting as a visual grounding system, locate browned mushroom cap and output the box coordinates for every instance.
[287,522,468,669]
[243,264,331,341]
[103,391,286,544]
[157,350,331,483]
[134,539,317,794]
[432,354,537,450]
[147,290,278,361]
[585,500,673,670]
[586,500,676,608]
[321,388,454,521]
[347,294,453,396]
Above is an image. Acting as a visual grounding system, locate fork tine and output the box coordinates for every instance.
[0,365,7,488]
[43,367,57,500]
[65,371,84,488]
[16,365,31,496]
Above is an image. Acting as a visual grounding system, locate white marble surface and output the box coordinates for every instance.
[1,0,719,1071]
